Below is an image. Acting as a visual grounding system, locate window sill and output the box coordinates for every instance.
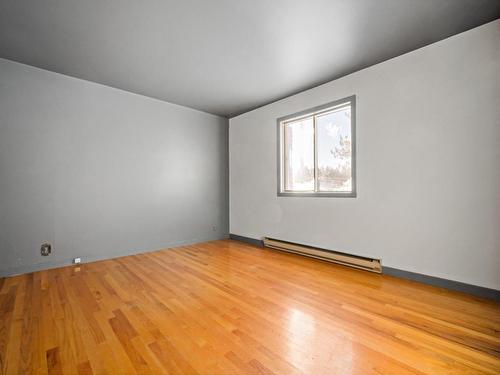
[277,191,357,198]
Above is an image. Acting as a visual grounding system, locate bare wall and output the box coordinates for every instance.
[0,58,229,276]
[229,20,500,290]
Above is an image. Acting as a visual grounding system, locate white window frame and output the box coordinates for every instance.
[277,95,356,197]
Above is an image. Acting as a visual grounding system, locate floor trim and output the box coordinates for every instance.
[229,233,264,247]
[383,267,500,301]
[229,233,500,302]
[1,235,229,277]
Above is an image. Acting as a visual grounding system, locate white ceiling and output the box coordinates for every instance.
[1,0,499,117]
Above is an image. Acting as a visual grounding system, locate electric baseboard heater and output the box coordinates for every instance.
[263,237,382,273]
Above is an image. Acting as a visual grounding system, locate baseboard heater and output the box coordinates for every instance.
[263,237,382,273]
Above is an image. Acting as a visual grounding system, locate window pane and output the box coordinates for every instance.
[284,118,314,191]
[316,106,352,192]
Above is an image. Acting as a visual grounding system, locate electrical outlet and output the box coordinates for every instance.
[40,243,51,256]
[212,225,217,232]
[74,257,81,264]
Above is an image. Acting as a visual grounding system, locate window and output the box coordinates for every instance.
[277,96,356,197]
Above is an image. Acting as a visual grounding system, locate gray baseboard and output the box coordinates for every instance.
[383,267,500,302]
[229,233,500,302]
[0,234,229,278]
[229,233,264,247]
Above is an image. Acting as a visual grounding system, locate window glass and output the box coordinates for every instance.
[316,107,352,192]
[284,118,314,191]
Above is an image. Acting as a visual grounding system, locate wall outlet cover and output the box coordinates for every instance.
[74,257,81,264]
[41,243,51,256]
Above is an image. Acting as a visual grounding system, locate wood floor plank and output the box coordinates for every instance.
[1,239,499,374]
[45,347,62,375]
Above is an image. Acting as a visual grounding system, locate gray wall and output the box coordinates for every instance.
[0,58,229,276]
[229,20,500,290]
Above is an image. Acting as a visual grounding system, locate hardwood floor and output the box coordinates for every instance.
[0,240,499,374]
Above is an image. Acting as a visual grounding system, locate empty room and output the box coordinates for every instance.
[1,1,499,374]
